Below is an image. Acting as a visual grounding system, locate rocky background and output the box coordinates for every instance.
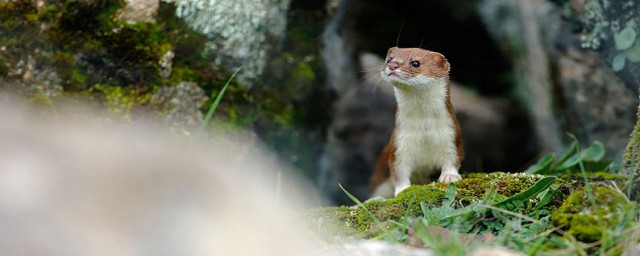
[1,0,638,204]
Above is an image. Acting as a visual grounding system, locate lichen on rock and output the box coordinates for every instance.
[161,0,292,84]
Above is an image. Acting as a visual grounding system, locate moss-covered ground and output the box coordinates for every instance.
[307,172,639,255]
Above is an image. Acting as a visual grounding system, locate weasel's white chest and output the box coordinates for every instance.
[393,84,458,173]
[395,110,456,171]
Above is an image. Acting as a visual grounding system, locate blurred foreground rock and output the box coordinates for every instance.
[0,97,322,256]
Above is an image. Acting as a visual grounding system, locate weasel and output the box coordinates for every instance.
[369,47,463,197]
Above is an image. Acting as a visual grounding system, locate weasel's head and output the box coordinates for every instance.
[381,47,450,88]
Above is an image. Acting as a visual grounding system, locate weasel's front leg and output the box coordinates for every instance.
[392,164,412,196]
[438,162,462,183]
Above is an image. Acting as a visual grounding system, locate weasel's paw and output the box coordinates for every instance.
[438,173,462,183]
[365,196,386,202]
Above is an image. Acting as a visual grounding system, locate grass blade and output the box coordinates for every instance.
[551,140,578,170]
[34,86,59,125]
[494,176,556,209]
[525,153,555,174]
[196,67,242,136]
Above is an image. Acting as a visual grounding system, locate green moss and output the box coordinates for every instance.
[91,84,154,120]
[625,105,640,174]
[556,173,630,193]
[0,1,38,29]
[551,185,631,242]
[71,69,87,84]
[305,186,447,237]
[388,185,447,216]
[292,61,315,81]
[454,172,546,200]
[103,22,171,64]
[624,104,640,201]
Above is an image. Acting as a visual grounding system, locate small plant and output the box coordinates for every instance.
[525,139,611,175]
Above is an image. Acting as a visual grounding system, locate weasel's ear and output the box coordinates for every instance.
[387,47,398,56]
[433,54,450,73]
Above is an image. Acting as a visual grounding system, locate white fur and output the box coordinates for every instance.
[382,69,461,196]
[369,178,394,199]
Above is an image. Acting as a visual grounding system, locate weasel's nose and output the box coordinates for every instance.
[387,61,399,70]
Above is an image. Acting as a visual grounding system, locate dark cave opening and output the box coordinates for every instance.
[354,0,512,96]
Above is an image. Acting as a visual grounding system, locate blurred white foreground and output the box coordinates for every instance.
[0,97,321,256]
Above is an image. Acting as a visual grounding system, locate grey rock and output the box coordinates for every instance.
[119,0,159,23]
[477,0,638,156]
[471,247,524,256]
[150,81,208,133]
[1,54,63,98]
[163,0,292,86]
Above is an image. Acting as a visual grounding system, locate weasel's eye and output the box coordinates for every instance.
[410,61,420,67]
[386,58,392,63]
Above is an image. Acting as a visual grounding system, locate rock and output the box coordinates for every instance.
[333,240,433,256]
[118,0,159,23]
[477,0,638,156]
[479,0,564,153]
[164,0,292,86]
[555,47,637,157]
[319,53,395,204]
[150,81,208,133]
[0,98,324,256]
[471,247,524,256]
[318,0,368,203]
[0,53,63,98]
[158,49,174,79]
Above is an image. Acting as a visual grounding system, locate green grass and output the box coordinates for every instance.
[196,67,242,137]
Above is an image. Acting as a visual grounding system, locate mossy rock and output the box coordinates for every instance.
[307,172,633,238]
[551,184,634,242]
[308,172,546,237]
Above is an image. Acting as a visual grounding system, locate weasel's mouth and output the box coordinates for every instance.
[383,69,397,77]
